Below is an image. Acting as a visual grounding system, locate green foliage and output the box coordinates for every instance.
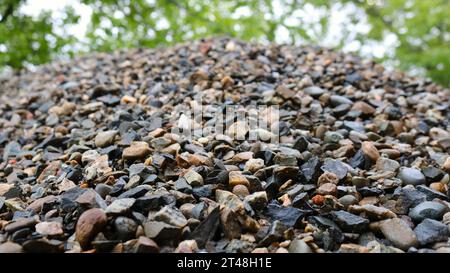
[0,0,79,68]
[351,0,450,85]
[0,0,448,86]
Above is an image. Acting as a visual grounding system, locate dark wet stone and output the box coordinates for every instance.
[345,72,362,83]
[174,178,192,193]
[292,192,309,208]
[321,159,348,180]
[308,215,341,231]
[417,121,430,134]
[142,174,159,184]
[132,194,167,213]
[384,106,403,120]
[109,178,126,196]
[75,188,107,209]
[293,136,309,152]
[409,201,448,222]
[97,95,120,106]
[118,185,150,199]
[189,207,220,248]
[301,156,321,183]
[394,187,427,214]
[129,163,155,179]
[66,167,83,183]
[258,220,287,246]
[349,149,365,169]
[91,238,121,253]
[255,150,275,165]
[416,185,449,201]
[358,187,384,197]
[59,187,87,212]
[264,201,304,227]
[330,210,369,233]
[422,166,444,183]
[310,218,344,251]
[11,228,32,243]
[114,216,138,241]
[143,221,181,246]
[192,185,214,199]
[414,218,448,246]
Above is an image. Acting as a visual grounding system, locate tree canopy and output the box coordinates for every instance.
[0,0,448,86]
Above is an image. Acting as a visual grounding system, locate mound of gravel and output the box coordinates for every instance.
[0,37,449,253]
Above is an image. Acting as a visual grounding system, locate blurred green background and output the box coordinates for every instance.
[0,0,449,86]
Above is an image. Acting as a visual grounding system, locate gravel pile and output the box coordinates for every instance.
[0,37,449,253]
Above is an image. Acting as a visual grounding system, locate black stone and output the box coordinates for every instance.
[263,201,304,227]
[117,185,150,199]
[394,187,427,214]
[414,218,448,246]
[59,187,87,212]
[358,187,384,197]
[129,163,155,179]
[301,156,321,183]
[293,136,309,152]
[292,192,309,208]
[114,216,138,241]
[330,210,369,233]
[349,149,365,169]
[416,185,449,201]
[258,220,287,246]
[189,206,220,248]
[192,185,214,199]
[66,167,83,183]
[421,166,444,183]
[321,159,348,180]
[384,106,403,120]
[255,150,276,165]
[132,194,166,213]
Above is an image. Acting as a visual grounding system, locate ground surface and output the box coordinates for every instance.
[0,37,449,253]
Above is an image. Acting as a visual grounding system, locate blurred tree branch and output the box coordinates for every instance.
[0,0,20,23]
